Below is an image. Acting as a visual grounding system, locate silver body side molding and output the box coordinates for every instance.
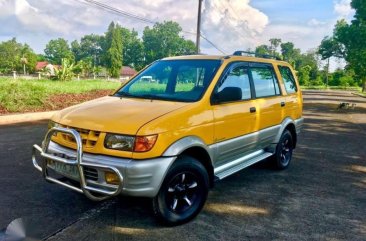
[161,117,303,181]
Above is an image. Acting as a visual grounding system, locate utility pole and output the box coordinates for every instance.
[196,0,203,54]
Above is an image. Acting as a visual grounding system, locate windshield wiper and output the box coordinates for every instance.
[116,92,165,101]
[116,91,138,98]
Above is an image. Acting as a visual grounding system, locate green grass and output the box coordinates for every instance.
[300,85,362,91]
[0,78,120,112]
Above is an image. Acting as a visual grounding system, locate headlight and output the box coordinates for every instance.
[104,134,158,152]
[104,134,135,151]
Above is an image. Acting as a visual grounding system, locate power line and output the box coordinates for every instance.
[76,0,226,54]
[200,32,227,54]
[211,1,249,42]
[83,0,156,24]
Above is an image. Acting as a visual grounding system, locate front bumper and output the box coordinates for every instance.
[32,127,176,201]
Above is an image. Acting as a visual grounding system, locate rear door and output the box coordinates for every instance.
[249,63,286,148]
[277,65,302,120]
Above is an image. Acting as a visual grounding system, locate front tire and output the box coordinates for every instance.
[273,129,294,170]
[152,156,209,225]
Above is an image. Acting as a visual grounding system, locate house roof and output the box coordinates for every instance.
[35,61,49,70]
[120,66,137,76]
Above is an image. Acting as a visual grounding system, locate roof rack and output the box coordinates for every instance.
[232,51,282,61]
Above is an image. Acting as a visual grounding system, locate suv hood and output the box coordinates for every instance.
[52,96,189,135]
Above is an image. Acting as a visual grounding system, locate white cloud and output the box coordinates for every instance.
[0,0,75,35]
[0,0,352,59]
[308,18,327,27]
[334,0,354,18]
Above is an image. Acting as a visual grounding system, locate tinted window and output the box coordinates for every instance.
[251,66,280,98]
[217,66,251,100]
[279,66,297,94]
[115,60,221,102]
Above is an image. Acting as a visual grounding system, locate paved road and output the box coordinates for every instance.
[0,91,365,240]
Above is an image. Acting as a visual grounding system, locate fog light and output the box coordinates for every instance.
[105,171,119,185]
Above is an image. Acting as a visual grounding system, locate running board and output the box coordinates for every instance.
[214,150,273,180]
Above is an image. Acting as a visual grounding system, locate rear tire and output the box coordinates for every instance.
[273,129,294,170]
[152,156,209,225]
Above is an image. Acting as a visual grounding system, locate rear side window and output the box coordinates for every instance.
[250,66,280,98]
[279,66,297,94]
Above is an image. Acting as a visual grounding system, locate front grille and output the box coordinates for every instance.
[83,167,98,181]
[59,125,100,148]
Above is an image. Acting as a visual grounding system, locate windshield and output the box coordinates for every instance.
[115,59,221,102]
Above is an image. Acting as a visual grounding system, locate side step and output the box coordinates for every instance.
[214,150,273,180]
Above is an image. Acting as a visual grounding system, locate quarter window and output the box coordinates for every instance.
[217,66,251,100]
[279,66,297,94]
[251,66,280,98]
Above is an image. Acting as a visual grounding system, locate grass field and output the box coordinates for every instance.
[300,85,362,91]
[0,78,121,113]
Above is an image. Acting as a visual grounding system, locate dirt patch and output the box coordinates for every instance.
[42,89,113,111]
[0,89,114,115]
[0,105,8,115]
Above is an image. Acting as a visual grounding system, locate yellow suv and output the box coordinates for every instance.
[32,51,303,225]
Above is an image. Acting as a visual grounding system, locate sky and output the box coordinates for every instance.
[0,0,355,68]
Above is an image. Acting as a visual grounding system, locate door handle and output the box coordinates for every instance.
[250,107,256,113]
[280,102,286,107]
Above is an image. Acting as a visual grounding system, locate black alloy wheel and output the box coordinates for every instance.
[153,156,209,225]
[274,129,294,170]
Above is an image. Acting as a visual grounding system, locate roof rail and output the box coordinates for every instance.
[232,51,282,61]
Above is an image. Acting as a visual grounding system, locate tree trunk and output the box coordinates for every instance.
[362,78,366,92]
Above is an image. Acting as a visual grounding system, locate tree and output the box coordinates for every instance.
[71,40,82,62]
[121,28,144,70]
[269,38,281,56]
[318,36,343,86]
[142,21,196,64]
[280,42,301,66]
[296,50,321,83]
[20,44,37,74]
[333,0,366,92]
[44,38,74,64]
[55,58,75,81]
[0,38,37,74]
[298,65,312,86]
[105,22,123,78]
[255,45,271,56]
[72,34,104,66]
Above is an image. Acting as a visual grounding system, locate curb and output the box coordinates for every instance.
[0,111,57,125]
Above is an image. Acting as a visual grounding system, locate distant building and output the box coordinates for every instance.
[35,61,48,71]
[120,66,137,80]
[35,61,59,76]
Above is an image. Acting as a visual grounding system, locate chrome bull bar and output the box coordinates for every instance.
[32,127,123,201]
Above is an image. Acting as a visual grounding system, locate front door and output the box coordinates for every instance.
[211,62,257,167]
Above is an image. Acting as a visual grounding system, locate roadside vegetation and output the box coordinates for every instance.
[0,0,364,114]
[0,78,120,113]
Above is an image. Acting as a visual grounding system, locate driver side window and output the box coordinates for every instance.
[217,66,251,100]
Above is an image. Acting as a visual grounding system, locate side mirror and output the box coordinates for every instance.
[214,87,242,103]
